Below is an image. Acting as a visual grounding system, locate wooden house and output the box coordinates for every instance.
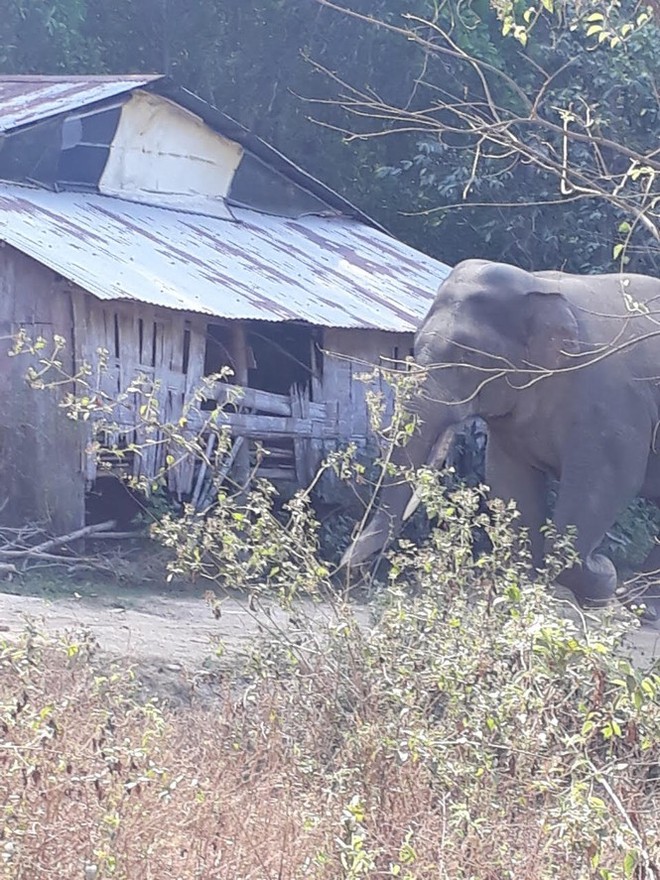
[0,75,450,532]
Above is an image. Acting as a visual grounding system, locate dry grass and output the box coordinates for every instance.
[0,632,447,879]
[1,488,659,880]
[0,634,324,878]
[0,616,658,880]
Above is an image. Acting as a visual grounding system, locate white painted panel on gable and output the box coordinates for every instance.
[99,91,243,214]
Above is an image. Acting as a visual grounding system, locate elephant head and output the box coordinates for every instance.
[341,259,580,568]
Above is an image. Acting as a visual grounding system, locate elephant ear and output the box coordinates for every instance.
[523,290,580,370]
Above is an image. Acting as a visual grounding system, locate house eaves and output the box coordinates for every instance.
[0,74,162,133]
[0,74,382,230]
[0,183,447,332]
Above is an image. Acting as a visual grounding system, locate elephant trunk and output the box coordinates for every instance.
[340,404,464,568]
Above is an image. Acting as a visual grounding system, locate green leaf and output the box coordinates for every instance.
[584,11,605,21]
[623,851,638,878]
[641,677,656,696]
[613,243,625,260]
[586,23,603,36]
[618,221,632,233]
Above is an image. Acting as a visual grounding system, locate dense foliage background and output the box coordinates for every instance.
[0,0,657,273]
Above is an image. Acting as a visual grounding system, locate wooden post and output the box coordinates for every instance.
[291,383,312,485]
[310,334,323,402]
[229,323,251,492]
[309,334,326,480]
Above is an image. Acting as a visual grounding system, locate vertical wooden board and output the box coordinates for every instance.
[184,323,206,398]
[0,248,85,532]
[92,302,125,467]
[0,246,17,323]
[69,287,88,370]
[228,322,251,489]
[153,315,166,371]
[291,383,312,485]
[182,323,207,454]
[110,309,139,477]
[167,320,205,496]
[70,289,97,483]
[320,328,353,440]
[88,306,119,403]
[118,309,140,392]
[164,315,182,376]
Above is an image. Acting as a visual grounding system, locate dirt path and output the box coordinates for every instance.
[0,578,368,666]
[0,576,374,703]
[0,577,658,683]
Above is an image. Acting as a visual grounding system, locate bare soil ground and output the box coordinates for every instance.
[0,569,657,703]
[0,566,373,701]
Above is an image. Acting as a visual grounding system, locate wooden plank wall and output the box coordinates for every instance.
[0,251,418,523]
[321,327,415,443]
[0,247,86,532]
[70,290,207,496]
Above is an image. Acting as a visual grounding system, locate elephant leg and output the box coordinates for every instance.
[486,430,548,566]
[552,447,648,605]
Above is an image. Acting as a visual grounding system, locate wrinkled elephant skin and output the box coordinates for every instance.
[343,259,660,618]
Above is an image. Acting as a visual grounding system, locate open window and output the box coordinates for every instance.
[246,322,316,395]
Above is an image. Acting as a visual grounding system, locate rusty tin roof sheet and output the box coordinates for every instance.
[0,75,161,132]
[0,74,380,229]
[0,184,448,331]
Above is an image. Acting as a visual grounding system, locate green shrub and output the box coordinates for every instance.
[153,463,660,879]
[1,474,659,878]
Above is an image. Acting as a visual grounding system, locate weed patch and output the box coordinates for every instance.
[1,483,659,879]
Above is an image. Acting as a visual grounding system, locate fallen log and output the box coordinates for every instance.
[0,520,116,558]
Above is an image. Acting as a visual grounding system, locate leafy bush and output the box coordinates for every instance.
[601,498,660,570]
[1,478,659,878]
[5,338,660,877]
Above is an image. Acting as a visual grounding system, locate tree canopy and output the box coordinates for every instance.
[0,0,657,274]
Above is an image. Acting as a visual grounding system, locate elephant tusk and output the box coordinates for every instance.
[403,491,422,523]
[403,426,457,521]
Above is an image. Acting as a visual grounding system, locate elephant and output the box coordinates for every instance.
[342,259,660,620]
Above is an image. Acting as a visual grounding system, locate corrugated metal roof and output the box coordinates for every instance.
[0,74,379,229]
[0,183,448,331]
[0,75,162,132]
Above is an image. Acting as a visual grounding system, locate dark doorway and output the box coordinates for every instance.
[246,322,315,395]
[204,323,235,376]
[86,475,142,529]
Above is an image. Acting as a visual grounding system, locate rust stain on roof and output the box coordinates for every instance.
[0,183,449,332]
[0,75,162,132]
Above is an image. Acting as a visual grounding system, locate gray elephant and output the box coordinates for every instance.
[342,259,660,618]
